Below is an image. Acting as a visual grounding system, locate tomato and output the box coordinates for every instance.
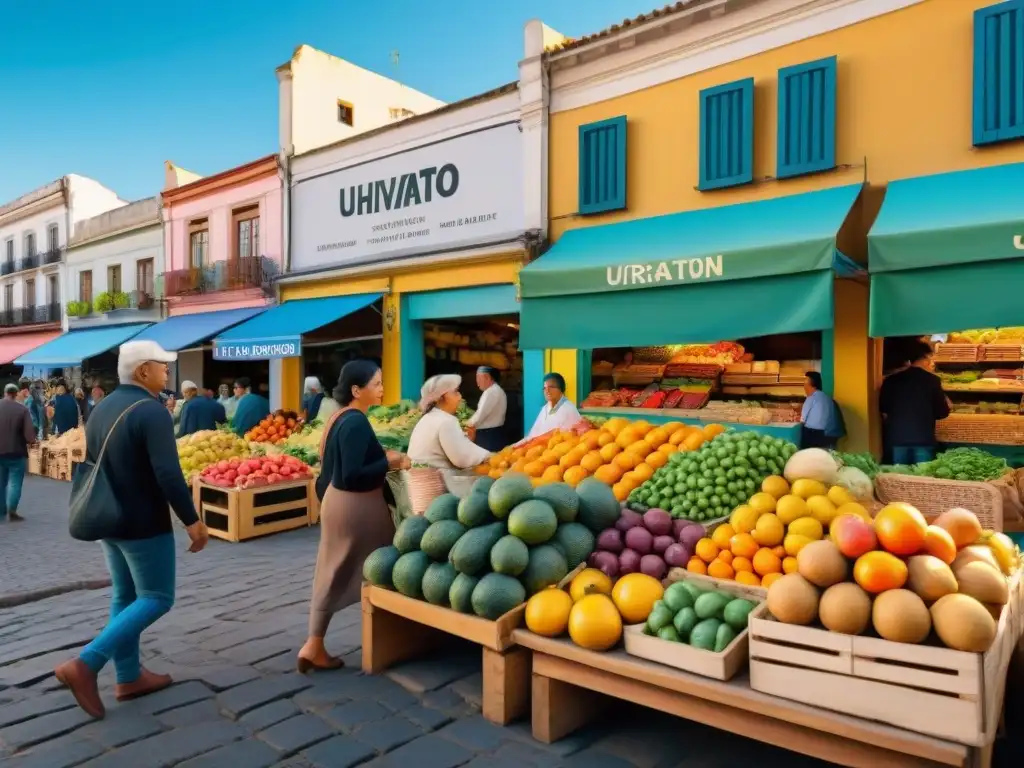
[279,465,293,476]
[224,469,237,482]
[228,458,241,469]
[236,465,251,476]
[268,473,282,484]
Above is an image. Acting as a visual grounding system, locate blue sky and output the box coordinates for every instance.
[0,0,661,204]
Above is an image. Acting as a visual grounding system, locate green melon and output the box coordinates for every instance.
[391,551,431,598]
[576,478,621,533]
[521,544,568,594]
[457,492,494,527]
[362,545,402,588]
[421,562,459,606]
[449,573,480,614]
[490,535,530,576]
[393,516,431,554]
[552,522,595,570]
[507,499,558,545]
[533,483,580,523]
[420,520,467,561]
[424,494,460,523]
[487,472,534,519]
[471,573,526,620]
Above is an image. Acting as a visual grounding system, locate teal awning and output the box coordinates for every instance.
[868,162,1024,337]
[14,323,151,367]
[131,307,266,351]
[519,184,863,349]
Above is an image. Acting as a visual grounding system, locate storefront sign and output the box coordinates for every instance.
[213,339,301,361]
[291,122,524,271]
[606,256,724,287]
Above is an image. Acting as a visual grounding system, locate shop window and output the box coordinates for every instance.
[698,78,754,191]
[973,0,1024,146]
[776,56,837,179]
[578,116,627,215]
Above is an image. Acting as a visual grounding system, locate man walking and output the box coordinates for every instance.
[0,383,37,522]
[54,340,208,719]
[177,381,225,437]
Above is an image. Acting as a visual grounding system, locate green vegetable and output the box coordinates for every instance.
[880,447,1008,483]
[831,450,881,479]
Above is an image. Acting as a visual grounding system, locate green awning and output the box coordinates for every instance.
[868,162,1024,337]
[519,184,863,349]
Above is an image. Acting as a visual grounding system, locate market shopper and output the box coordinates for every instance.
[879,339,951,464]
[800,372,845,449]
[27,382,44,438]
[465,366,507,451]
[0,383,37,522]
[177,381,225,437]
[525,372,582,440]
[217,383,239,419]
[302,376,325,422]
[408,374,493,469]
[74,387,90,424]
[299,360,408,673]
[54,340,208,720]
[50,380,79,435]
[231,377,270,437]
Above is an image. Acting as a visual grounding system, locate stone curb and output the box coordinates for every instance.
[0,579,112,609]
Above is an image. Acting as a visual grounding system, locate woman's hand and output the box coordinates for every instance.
[386,450,410,470]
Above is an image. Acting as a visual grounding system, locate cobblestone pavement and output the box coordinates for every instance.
[0,477,1020,767]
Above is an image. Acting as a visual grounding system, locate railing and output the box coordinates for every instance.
[162,256,277,297]
[130,289,156,309]
[1,260,13,276]
[18,254,38,271]
[41,248,63,265]
[0,303,62,327]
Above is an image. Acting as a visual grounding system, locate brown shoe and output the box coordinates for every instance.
[115,668,173,702]
[54,659,105,719]
[7,511,23,522]
[296,653,344,674]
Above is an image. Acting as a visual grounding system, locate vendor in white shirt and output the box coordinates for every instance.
[525,372,582,440]
[407,374,493,470]
[465,366,507,452]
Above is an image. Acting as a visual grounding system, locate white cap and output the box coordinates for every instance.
[180,380,198,392]
[118,340,177,377]
[419,374,461,411]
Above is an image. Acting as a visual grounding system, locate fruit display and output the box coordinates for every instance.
[523,568,665,651]
[589,507,706,580]
[831,451,881,480]
[244,410,301,444]
[642,579,758,651]
[362,474,620,619]
[880,446,1009,482]
[256,421,324,466]
[177,430,251,479]
[198,453,313,489]
[481,418,729,501]
[628,430,798,522]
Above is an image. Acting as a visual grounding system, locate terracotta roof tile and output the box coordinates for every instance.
[545,0,720,54]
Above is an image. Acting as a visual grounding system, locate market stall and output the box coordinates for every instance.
[518,184,868,442]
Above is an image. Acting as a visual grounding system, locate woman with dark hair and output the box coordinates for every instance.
[298,360,409,672]
[525,371,581,440]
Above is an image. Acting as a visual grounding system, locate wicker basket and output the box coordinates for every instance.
[403,467,448,516]
[874,472,1007,531]
[936,414,1024,446]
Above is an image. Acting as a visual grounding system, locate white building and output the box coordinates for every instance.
[64,196,164,332]
[0,176,125,368]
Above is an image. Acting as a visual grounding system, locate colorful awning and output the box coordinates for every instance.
[0,331,60,365]
[14,324,152,367]
[131,306,266,351]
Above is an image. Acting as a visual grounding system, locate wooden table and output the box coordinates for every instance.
[512,630,986,768]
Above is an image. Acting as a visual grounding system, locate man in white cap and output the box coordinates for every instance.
[54,340,208,720]
[466,366,507,451]
[176,379,225,437]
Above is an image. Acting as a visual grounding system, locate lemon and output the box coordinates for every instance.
[826,485,856,508]
[761,475,791,499]
[788,517,824,541]
[791,478,828,500]
[711,523,736,549]
[784,533,813,557]
[806,495,839,526]
[748,492,778,515]
[776,494,809,525]
[729,505,760,534]
[752,513,785,547]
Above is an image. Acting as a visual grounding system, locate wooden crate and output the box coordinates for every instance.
[28,446,45,476]
[45,448,71,481]
[193,478,313,542]
[748,574,1020,746]
[623,572,765,680]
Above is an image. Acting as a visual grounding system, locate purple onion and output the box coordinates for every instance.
[618,548,641,575]
[643,508,673,536]
[652,535,674,555]
[664,543,691,567]
[615,508,644,532]
[624,527,654,555]
[596,528,624,553]
[640,555,667,580]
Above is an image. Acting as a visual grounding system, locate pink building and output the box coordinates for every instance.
[160,155,282,389]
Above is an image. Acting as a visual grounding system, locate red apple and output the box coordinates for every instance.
[830,514,878,559]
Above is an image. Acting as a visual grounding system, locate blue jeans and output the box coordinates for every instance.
[0,457,27,518]
[892,446,936,465]
[80,534,176,683]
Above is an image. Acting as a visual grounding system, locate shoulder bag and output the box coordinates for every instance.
[68,398,147,542]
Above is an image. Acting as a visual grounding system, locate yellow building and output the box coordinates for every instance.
[518,0,1024,454]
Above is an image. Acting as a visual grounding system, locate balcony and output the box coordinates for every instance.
[1,260,14,276]
[163,256,277,298]
[0,303,62,328]
[18,254,38,272]
[41,248,63,266]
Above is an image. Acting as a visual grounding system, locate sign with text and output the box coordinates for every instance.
[291,122,524,271]
[213,339,301,361]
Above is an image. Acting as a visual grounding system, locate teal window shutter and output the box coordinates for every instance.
[578,116,627,214]
[973,0,1024,146]
[777,56,837,179]
[698,78,754,190]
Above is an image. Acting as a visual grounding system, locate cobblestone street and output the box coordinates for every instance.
[0,477,1020,767]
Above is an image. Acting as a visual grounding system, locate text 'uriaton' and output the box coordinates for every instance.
[340,164,459,218]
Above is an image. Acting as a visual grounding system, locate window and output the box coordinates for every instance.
[4,285,12,311]
[47,224,59,253]
[136,258,154,296]
[4,239,13,263]
[233,206,260,260]
[189,220,209,268]
[577,116,628,215]
[79,270,92,303]
[25,279,35,307]
[776,56,837,179]
[47,274,59,304]
[698,78,755,191]
[337,100,354,126]
[107,264,122,294]
[24,232,36,258]
[973,0,1024,146]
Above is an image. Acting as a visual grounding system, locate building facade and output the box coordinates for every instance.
[0,176,125,370]
[518,0,1024,454]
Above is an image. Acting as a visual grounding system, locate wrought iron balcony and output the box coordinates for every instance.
[41,248,63,265]
[1,259,14,276]
[18,254,38,271]
[163,256,277,298]
[0,303,62,327]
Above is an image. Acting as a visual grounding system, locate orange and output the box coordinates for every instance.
[631,420,653,436]
[644,428,668,449]
[488,469,503,479]
[729,533,759,559]
[695,538,720,563]
[874,502,928,556]
[631,463,654,483]
[579,430,602,450]
[752,548,783,576]
[627,442,653,459]
[853,551,908,593]
[621,470,643,488]
[662,421,685,434]
[541,465,564,483]
[682,432,705,451]
[782,556,799,574]
[735,570,762,587]
[525,445,545,460]
[597,432,615,447]
[559,449,584,469]
[645,452,668,470]
[761,572,784,589]
[599,443,622,462]
[563,466,589,488]
[580,451,604,473]
[732,556,753,573]
[707,559,735,580]
[550,442,573,458]
[710,524,735,549]
[613,451,640,471]
[717,550,734,565]
[511,460,528,473]
[593,464,623,485]
[923,525,957,565]
[702,423,727,440]
[603,418,628,437]
[658,443,678,457]
[669,430,689,446]
[772,545,787,558]
[474,463,490,476]
[523,461,545,477]
[612,482,630,502]
[615,429,638,449]
[686,558,708,575]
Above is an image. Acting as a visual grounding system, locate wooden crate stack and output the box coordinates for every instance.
[193,478,314,542]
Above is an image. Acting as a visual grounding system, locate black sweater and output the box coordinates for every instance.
[85,384,199,539]
[316,410,389,502]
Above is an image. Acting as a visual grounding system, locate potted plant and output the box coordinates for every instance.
[93,292,114,313]
[113,291,130,309]
[66,301,91,318]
